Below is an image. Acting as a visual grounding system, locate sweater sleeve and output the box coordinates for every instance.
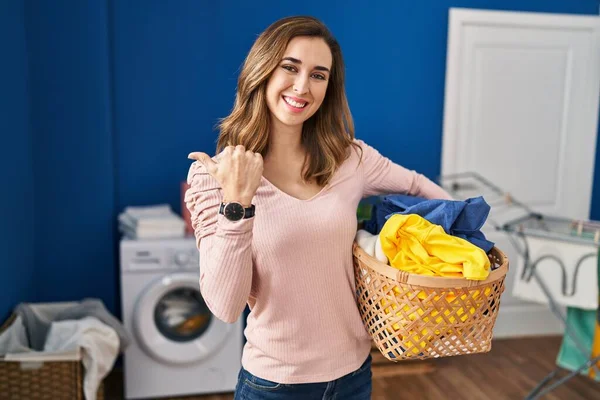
[356,139,453,200]
[184,161,254,323]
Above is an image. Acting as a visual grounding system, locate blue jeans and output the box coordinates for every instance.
[234,355,372,400]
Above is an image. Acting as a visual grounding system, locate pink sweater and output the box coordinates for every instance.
[185,139,451,384]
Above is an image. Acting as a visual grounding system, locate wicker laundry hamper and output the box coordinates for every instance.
[353,242,509,361]
[0,314,105,400]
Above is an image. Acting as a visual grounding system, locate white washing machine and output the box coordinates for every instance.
[120,237,243,399]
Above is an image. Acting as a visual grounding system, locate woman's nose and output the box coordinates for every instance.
[293,75,309,95]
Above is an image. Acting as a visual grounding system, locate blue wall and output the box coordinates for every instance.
[24,0,117,313]
[1,1,35,322]
[3,0,599,319]
[112,1,219,212]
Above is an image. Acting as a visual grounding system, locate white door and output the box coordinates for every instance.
[441,8,600,338]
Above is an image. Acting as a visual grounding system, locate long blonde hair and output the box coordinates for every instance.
[216,16,361,186]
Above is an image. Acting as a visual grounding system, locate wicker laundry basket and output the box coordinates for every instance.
[353,242,509,361]
[0,314,105,400]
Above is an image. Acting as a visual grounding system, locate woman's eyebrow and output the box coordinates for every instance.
[281,57,330,73]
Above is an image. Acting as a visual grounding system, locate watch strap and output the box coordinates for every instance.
[243,204,256,219]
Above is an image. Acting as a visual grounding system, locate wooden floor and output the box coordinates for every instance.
[105,336,600,400]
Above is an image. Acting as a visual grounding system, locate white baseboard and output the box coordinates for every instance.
[492,303,565,339]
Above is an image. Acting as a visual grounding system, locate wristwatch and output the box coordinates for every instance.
[219,201,256,221]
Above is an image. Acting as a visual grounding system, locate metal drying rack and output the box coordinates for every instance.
[439,172,600,399]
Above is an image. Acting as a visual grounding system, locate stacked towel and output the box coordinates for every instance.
[118,204,185,239]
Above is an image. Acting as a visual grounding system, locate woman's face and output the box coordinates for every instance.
[266,36,332,131]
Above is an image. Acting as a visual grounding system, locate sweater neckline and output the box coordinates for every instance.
[260,176,329,202]
[259,149,354,202]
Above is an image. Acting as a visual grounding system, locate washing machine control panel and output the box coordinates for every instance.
[168,248,199,270]
[174,251,191,266]
[120,237,199,272]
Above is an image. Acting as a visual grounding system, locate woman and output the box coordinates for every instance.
[185,15,452,400]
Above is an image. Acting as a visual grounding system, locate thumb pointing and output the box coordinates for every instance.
[188,152,218,175]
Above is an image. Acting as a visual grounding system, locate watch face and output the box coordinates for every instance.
[224,202,244,221]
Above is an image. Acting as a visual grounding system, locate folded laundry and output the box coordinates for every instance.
[119,204,184,229]
[118,204,185,239]
[364,194,494,253]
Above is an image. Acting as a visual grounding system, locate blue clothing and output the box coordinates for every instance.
[364,194,495,253]
[234,355,372,400]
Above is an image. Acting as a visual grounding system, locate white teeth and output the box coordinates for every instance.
[284,96,307,108]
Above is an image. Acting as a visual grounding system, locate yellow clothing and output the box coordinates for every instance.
[377,214,492,354]
[379,213,490,280]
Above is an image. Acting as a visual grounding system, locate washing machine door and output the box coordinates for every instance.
[133,272,233,365]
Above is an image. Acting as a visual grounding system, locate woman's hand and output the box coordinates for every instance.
[188,145,263,206]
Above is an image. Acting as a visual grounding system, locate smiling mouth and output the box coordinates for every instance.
[282,96,308,109]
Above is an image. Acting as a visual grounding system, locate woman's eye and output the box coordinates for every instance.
[312,74,326,80]
[282,65,297,72]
